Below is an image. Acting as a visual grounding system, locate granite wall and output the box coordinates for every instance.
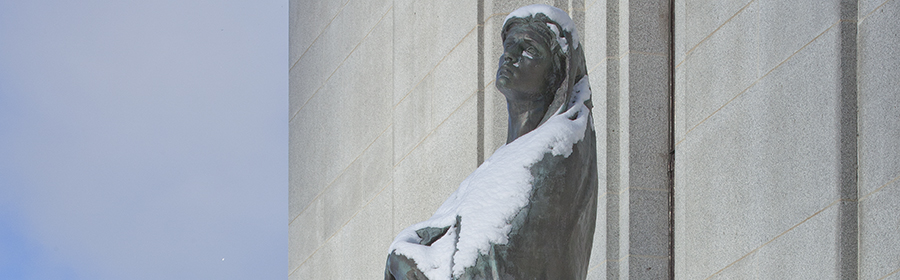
[290,0,899,278]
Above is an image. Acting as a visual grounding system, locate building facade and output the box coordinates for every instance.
[289,0,900,278]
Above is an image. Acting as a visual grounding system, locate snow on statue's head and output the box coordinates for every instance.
[497,4,586,125]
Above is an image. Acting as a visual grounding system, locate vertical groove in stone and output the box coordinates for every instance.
[606,0,622,278]
[626,1,672,278]
[390,0,396,237]
[572,0,585,40]
[667,0,676,278]
[476,0,485,166]
[838,0,858,278]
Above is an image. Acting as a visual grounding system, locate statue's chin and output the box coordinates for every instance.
[496,78,515,97]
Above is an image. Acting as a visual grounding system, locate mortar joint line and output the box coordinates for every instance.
[289,0,352,72]
[617,186,631,196]
[603,186,632,197]
[675,0,755,69]
[631,186,670,192]
[630,50,667,57]
[391,25,477,109]
[603,50,634,64]
[878,265,900,280]
[393,83,486,168]
[859,173,900,202]
[290,179,393,277]
[606,254,631,264]
[703,198,841,280]
[597,190,609,200]
[588,59,606,75]
[289,124,392,227]
[587,258,610,273]
[675,19,840,147]
[859,0,895,24]
[584,0,600,13]
[631,254,671,260]
[486,13,508,23]
[290,6,394,123]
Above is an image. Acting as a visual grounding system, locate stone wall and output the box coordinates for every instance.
[857,0,900,278]
[290,0,900,279]
[674,0,900,278]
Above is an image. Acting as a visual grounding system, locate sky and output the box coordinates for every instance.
[0,1,286,279]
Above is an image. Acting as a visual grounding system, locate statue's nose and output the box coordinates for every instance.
[503,51,518,64]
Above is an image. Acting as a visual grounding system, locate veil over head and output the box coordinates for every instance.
[501,4,590,124]
[386,5,597,280]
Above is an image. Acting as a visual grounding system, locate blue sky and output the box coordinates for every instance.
[0,1,286,279]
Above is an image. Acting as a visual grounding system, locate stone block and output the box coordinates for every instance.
[392,74,434,164]
[605,191,622,259]
[676,25,842,279]
[759,0,840,72]
[628,53,669,191]
[858,0,900,196]
[673,64,686,141]
[616,187,631,271]
[289,232,337,280]
[860,179,900,279]
[392,97,478,234]
[393,0,477,104]
[613,52,630,193]
[861,0,889,16]
[583,0,607,73]
[588,57,608,277]
[681,0,752,56]
[629,255,669,279]
[429,34,478,130]
[290,185,393,279]
[394,42,478,165]
[288,191,327,275]
[628,0,671,55]
[680,1,759,134]
[288,0,346,65]
[586,266,605,280]
[485,0,554,18]
[587,191,608,278]
[673,0,685,64]
[289,14,393,221]
[709,203,840,279]
[481,14,511,158]
[287,129,391,272]
[289,0,391,119]
[673,136,688,278]
[628,189,669,256]
[885,272,900,280]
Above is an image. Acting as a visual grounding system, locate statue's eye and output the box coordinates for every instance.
[522,47,538,59]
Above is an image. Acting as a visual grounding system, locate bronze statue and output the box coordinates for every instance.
[386,5,597,279]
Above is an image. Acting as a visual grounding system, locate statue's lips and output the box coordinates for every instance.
[497,65,516,78]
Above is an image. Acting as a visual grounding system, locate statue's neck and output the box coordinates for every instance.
[506,98,551,144]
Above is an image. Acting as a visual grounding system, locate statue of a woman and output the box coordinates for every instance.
[385,5,597,280]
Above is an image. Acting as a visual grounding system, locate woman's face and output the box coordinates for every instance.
[496,24,555,101]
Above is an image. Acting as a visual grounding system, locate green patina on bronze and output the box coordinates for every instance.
[386,6,596,279]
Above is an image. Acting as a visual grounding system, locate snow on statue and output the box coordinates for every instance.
[385,5,598,280]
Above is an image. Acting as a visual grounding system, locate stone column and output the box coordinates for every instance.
[672,0,875,278]
[601,0,674,279]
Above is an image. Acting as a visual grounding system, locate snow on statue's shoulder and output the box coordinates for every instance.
[389,77,592,280]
